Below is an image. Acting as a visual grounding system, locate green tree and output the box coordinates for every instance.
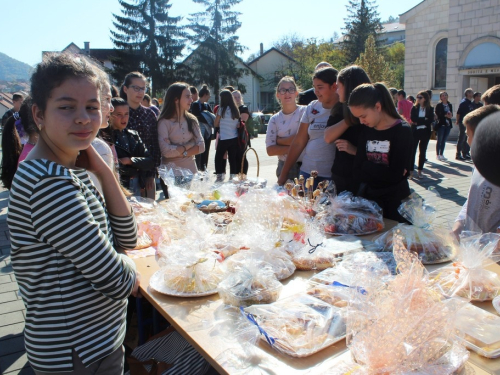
[110,0,185,96]
[384,42,405,88]
[188,0,247,102]
[355,35,395,86]
[342,0,383,63]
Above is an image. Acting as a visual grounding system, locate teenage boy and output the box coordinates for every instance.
[455,88,474,160]
[1,93,23,127]
[473,92,483,109]
[453,105,500,238]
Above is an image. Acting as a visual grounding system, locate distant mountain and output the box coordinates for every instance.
[0,52,33,81]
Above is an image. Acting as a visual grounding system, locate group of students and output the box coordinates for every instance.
[4,51,500,374]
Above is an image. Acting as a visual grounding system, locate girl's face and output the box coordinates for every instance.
[176,88,193,112]
[313,78,337,103]
[124,78,147,105]
[232,91,242,105]
[110,105,130,131]
[100,84,113,128]
[336,80,346,103]
[440,93,448,102]
[33,78,101,156]
[276,81,298,106]
[349,103,382,128]
[201,93,211,102]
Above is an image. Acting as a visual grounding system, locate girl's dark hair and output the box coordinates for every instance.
[120,71,147,100]
[348,83,402,120]
[312,67,339,86]
[408,95,416,104]
[158,82,199,134]
[30,53,101,113]
[199,84,210,98]
[333,65,371,126]
[1,98,37,189]
[219,90,240,120]
[189,86,198,95]
[415,91,430,109]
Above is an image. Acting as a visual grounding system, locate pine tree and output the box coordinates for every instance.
[187,0,246,102]
[342,0,383,63]
[110,0,185,96]
[355,35,395,85]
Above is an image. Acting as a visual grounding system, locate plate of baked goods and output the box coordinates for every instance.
[149,269,219,297]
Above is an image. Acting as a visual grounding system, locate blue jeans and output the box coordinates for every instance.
[436,126,451,155]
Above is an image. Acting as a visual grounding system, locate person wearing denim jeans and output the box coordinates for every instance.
[455,88,474,160]
[434,92,453,160]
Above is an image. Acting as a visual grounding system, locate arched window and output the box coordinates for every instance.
[434,38,447,88]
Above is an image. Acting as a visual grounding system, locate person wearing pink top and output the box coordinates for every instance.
[397,90,413,123]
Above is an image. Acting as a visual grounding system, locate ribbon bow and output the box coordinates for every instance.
[331,280,367,295]
[308,238,324,254]
[240,306,276,346]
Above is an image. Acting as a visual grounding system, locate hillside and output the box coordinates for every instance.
[0,52,33,81]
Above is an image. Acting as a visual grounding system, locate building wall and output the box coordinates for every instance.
[249,51,297,92]
[401,0,450,103]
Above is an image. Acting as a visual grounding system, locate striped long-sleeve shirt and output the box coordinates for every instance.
[7,159,138,372]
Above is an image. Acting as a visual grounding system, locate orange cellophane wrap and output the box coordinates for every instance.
[342,231,469,374]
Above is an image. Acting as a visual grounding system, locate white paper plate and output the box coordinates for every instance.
[149,270,218,297]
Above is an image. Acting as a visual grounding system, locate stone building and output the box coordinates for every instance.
[400,0,500,108]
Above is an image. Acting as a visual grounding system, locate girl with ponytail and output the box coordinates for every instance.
[348,83,413,222]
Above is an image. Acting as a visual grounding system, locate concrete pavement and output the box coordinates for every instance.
[0,136,473,374]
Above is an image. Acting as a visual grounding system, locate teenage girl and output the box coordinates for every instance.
[8,53,139,374]
[0,98,38,189]
[410,91,434,179]
[157,82,204,186]
[266,76,306,181]
[324,65,371,194]
[348,83,413,222]
[120,72,159,198]
[214,90,241,180]
[434,91,453,161]
[277,67,339,187]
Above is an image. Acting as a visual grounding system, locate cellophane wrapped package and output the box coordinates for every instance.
[156,249,222,295]
[284,224,364,271]
[128,197,172,249]
[218,263,282,307]
[338,232,469,374]
[374,193,457,264]
[239,294,346,358]
[315,192,384,236]
[430,232,500,301]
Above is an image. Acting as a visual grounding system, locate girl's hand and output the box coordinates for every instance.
[119,157,132,165]
[76,145,111,176]
[334,139,356,155]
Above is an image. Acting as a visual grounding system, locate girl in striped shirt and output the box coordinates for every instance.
[7,53,139,374]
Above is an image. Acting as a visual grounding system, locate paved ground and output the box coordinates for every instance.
[0,136,473,374]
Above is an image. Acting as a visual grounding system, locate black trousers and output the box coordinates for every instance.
[456,122,470,156]
[195,136,212,171]
[411,127,431,171]
[215,137,241,174]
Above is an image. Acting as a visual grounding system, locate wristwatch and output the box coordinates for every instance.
[183,150,188,157]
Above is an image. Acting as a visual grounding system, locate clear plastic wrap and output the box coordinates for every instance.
[152,250,222,296]
[430,232,500,301]
[305,284,350,308]
[315,192,384,236]
[285,225,364,271]
[217,264,282,307]
[455,303,500,358]
[373,193,457,264]
[342,232,469,374]
[223,247,296,280]
[241,294,346,357]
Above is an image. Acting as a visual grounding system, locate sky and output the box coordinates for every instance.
[2,0,423,67]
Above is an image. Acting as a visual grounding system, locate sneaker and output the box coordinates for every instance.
[418,170,424,179]
[456,155,465,160]
[441,155,448,161]
[463,154,471,159]
[436,155,442,161]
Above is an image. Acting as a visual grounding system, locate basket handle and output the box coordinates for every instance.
[240,147,259,177]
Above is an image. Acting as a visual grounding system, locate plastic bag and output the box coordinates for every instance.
[285,225,363,271]
[374,193,457,264]
[429,232,500,301]
[223,247,296,281]
[157,250,222,295]
[240,294,346,357]
[217,263,282,307]
[315,192,384,236]
[343,232,469,374]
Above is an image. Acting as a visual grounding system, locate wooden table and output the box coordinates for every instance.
[132,219,495,374]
